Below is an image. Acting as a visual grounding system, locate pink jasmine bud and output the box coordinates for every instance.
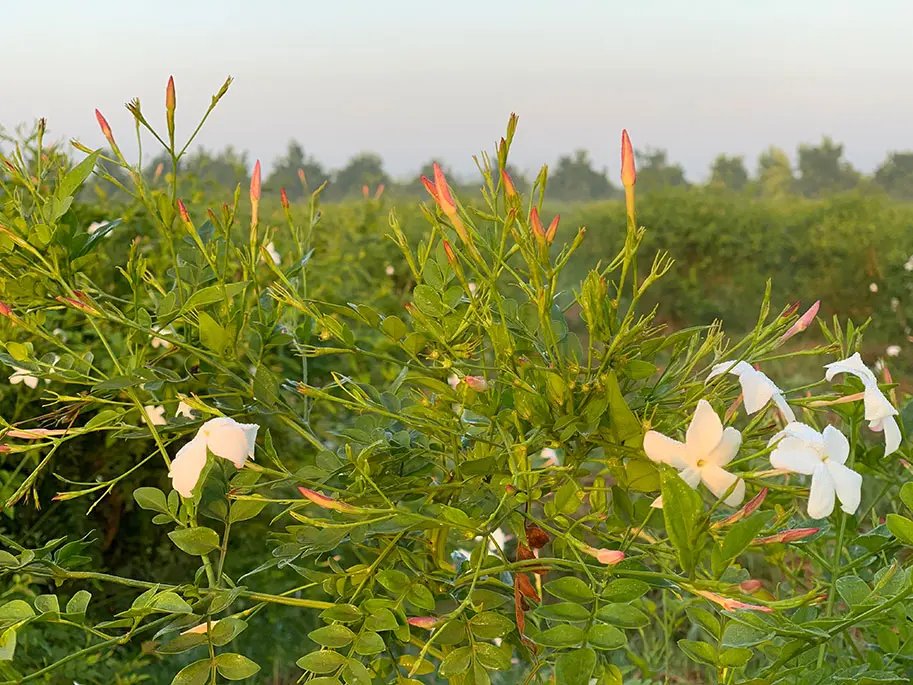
[432,163,457,217]
[165,76,176,140]
[177,199,191,224]
[407,616,438,629]
[463,376,489,392]
[420,175,438,201]
[280,187,289,209]
[250,160,262,202]
[529,208,546,239]
[442,239,457,266]
[621,129,636,187]
[694,589,772,613]
[753,527,819,545]
[501,168,517,198]
[297,486,357,513]
[95,109,115,147]
[584,546,625,565]
[713,488,768,528]
[374,183,385,199]
[780,300,820,342]
[545,214,560,244]
[740,580,763,594]
[361,184,370,199]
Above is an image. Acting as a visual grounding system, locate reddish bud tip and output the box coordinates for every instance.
[780,300,820,342]
[432,163,456,215]
[95,109,114,145]
[298,486,356,512]
[250,160,262,202]
[280,187,289,209]
[165,76,176,112]
[442,239,457,265]
[177,199,191,223]
[545,214,560,244]
[420,175,438,201]
[529,208,545,238]
[621,129,636,186]
[714,488,768,528]
[501,168,517,198]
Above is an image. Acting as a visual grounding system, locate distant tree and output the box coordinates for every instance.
[709,154,749,191]
[756,146,794,198]
[330,153,389,200]
[547,149,615,201]
[795,137,859,197]
[173,146,249,195]
[266,140,326,199]
[874,152,913,200]
[635,148,687,193]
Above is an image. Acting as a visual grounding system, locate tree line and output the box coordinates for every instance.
[89,137,913,203]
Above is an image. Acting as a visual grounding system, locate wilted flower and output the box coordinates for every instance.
[168,417,259,497]
[643,400,745,506]
[265,242,281,265]
[825,353,900,457]
[176,400,196,419]
[143,405,166,426]
[9,367,39,389]
[707,361,795,422]
[463,376,489,392]
[768,422,862,519]
[151,326,174,349]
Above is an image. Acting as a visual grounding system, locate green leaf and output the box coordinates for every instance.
[34,595,59,614]
[595,604,650,629]
[555,647,597,685]
[720,511,774,562]
[170,658,210,685]
[543,576,595,603]
[531,624,586,647]
[199,311,229,353]
[605,371,641,442]
[886,514,913,545]
[0,552,18,568]
[364,608,398,632]
[229,497,268,523]
[353,631,385,656]
[721,621,772,648]
[719,646,753,667]
[0,600,35,624]
[438,645,472,677]
[412,285,443,317]
[587,624,626,650]
[534,602,591,622]
[686,606,720,640]
[309,624,356,648]
[215,653,260,680]
[601,579,649,603]
[168,527,220,555]
[900,482,913,512]
[406,584,436,611]
[320,604,363,624]
[297,650,347,674]
[0,629,15,661]
[678,639,718,666]
[185,285,227,310]
[59,152,99,199]
[660,466,702,572]
[474,642,511,671]
[469,611,514,638]
[210,618,248,646]
[835,575,872,607]
[134,487,169,514]
[150,592,193,614]
[65,590,91,616]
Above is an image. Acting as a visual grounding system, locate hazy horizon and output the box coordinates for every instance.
[4,0,912,182]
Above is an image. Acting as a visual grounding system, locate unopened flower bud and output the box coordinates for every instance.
[780,300,820,342]
[501,168,517,198]
[620,129,636,187]
[177,199,191,224]
[95,109,115,147]
[280,187,289,209]
[297,486,357,513]
[754,527,819,545]
[165,76,176,141]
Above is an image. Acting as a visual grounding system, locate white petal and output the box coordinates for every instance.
[25,375,39,389]
[176,401,196,419]
[685,400,724,457]
[169,437,208,497]
[707,360,754,381]
[879,415,902,457]
[739,372,777,415]
[706,427,742,467]
[643,430,690,469]
[769,435,821,475]
[239,422,260,459]
[825,353,877,386]
[807,464,836,519]
[863,385,897,422]
[200,417,250,468]
[678,466,703,489]
[822,425,850,465]
[827,462,862,515]
[771,392,796,423]
[700,464,745,506]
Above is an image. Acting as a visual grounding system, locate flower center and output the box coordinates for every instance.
[696,459,706,468]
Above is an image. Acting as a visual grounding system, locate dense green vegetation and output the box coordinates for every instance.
[1,81,913,685]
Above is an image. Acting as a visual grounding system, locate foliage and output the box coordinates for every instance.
[0,78,911,685]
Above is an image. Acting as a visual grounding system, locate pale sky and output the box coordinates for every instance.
[4,0,912,181]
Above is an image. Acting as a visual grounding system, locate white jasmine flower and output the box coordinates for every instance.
[906,255,913,272]
[707,360,795,422]
[175,400,196,419]
[887,345,901,358]
[265,242,281,265]
[143,405,166,426]
[87,221,105,235]
[151,326,174,349]
[825,353,900,457]
[869,282,879,293]
[447,374,460,389]
[385,265,395,276]
[168,417,259,497]
[541,447,559,465]
[468,282,477,294]
[768,422,862,519]
[9,367,39,389]
[643,400,745,506]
